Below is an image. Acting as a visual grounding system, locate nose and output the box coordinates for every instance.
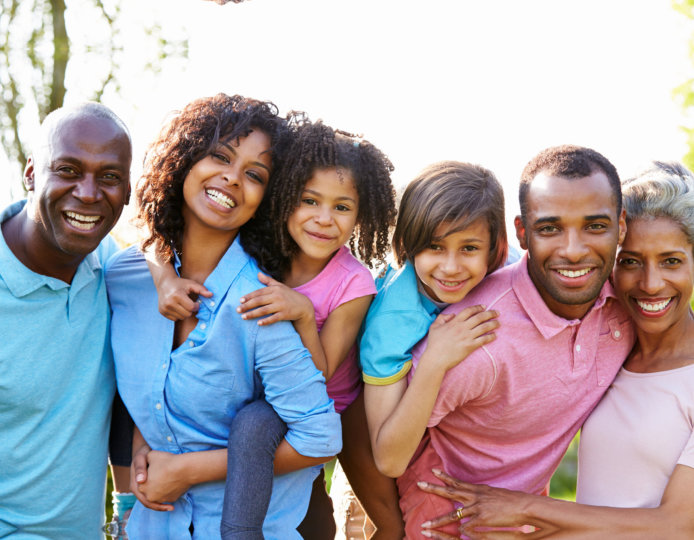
[314,205,333,226]
[561,228,590,262]
[440,251,461,275]
[72,175,102,203]
[640,261,665,295]
[222,164,240,185]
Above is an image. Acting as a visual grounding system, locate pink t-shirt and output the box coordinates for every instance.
[577,363,694,508]
[397,255,634,536]
[294,246,376,413]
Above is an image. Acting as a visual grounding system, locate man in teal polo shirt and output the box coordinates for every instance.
[0,102,131,539]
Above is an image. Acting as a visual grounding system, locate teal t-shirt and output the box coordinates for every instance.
[360,261,442,385]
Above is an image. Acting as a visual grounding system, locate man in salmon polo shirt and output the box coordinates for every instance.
[396,145,635,538]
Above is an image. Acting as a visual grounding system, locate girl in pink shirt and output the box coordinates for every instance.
[155,120,402,538]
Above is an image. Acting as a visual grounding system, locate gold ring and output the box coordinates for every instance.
[455,506,465,520]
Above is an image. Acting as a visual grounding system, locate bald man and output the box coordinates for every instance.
[0,103,131,538]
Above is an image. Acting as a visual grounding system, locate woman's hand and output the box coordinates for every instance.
[418,469,534,534]
[137,451,192,504]
[157,275,212,321]
[130,431,174,512]
[237,273,314,326]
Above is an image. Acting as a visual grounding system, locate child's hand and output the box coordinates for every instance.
[423,305,499,373]
[158,275,212,321]
[137,451,192,505]
[237,273,314,326]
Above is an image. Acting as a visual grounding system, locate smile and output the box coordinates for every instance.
[306,231,334,241]
[64,211,102,231]
[635,297,672,313]
[206,188,236,209]
[556,268,592,278]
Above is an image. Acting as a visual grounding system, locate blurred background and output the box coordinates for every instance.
[2,0,694,516]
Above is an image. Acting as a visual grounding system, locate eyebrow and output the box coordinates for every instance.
[533,214,612,225]
[620,249,688,257]
[51,157,128,171]
[219,142,271,173]
[303,188,357,203]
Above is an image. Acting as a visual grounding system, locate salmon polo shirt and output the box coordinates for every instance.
[409,254,634,495]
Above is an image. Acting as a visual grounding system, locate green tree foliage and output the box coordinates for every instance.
[673,0,694,170]
[0,0,187,194]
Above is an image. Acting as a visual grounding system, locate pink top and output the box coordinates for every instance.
[294,246,376,413]
[577,363,694,508]
[409,254,634,494]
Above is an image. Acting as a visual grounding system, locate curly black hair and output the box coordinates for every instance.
[136,93,291,262]
[244,120,397,278]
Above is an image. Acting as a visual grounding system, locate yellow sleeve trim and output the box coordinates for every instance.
[362,360,412,386]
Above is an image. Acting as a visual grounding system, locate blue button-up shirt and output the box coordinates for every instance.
[106,238,341,540]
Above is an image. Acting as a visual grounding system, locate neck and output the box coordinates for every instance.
[179,221,237,283]
[283,249,335,288]
[628,309,694,371]
[2,209,83,284]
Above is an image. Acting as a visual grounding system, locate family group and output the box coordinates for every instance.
[1,93,692,540]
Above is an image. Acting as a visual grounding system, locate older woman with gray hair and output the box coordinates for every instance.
[417,161,694,540]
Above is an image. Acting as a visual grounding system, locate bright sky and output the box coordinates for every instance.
[2,0,692,236]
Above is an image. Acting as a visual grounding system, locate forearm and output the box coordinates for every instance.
[293,316,329,379]
[368,358,446,477]
[174,449,228,485]
[273,439,332,475]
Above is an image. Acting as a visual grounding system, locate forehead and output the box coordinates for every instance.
[525,171,617,221]
[41,114,131,167]
[622,217,692,254]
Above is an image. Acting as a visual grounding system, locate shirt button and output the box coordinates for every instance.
[614,330,621,338]
[161,363,167,369]
[209,300,215,307]
[189,341,195,347]
[200,323,207,330]
[167,436,172,442]
[155,402,162,410]
[575,344,581,352]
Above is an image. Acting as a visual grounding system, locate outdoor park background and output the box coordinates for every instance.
[2,0,694,528]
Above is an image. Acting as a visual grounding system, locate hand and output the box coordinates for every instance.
[418,469,533,534]
[137,451,191,505]
[130,441,173,512]
[423,305,499,373]
[237,273,314,326]
[158,275,212,321]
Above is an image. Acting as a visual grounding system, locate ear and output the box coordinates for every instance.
[514,215,528,250]
[617,208,627,245]
[23,157,35,192]
[125,181,132,206]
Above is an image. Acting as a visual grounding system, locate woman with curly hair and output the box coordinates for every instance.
[105,93,342,540]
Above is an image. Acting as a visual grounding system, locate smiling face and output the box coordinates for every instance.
[515,171,626,320]
[26,113,131,262]
[614,217,694,336]
[413,218,491,304]
[181,129,271,240]
[286,166,359,266]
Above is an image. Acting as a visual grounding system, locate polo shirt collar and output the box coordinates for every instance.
[173,235,248,314]
[0,200,101,298]
[512,252,617,339]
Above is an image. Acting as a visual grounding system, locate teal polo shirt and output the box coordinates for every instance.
[0,200,118,539]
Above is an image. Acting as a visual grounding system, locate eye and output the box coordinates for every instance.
[537,224,558,234]
[301,198,317,206]
[664,257,682,266]
[587,223,607,231]
[617,257,639,267]
[461,245,479,252]
[335,204,351,212]
[212,152,230,164]
[246,170,265,185]
[56,165,78,176]
[428,243,443,251]
[101,172,122,185]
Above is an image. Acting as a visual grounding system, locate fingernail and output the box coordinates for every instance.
[421,530,432,538]
[417,481,427,488]
[432,468,442,475]
[241,314,247,319]
[421,520,432,527]
[239,297,246,303]
[136,474,145,482]
[236,307,241,312]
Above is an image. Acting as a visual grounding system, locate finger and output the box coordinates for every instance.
[132,453,148,484]
[416,481,473,505]
[421,527,459,539]
[455,304,488,320]
[257,272,281,287]
[432,312,455,327]
[467,319,501,338]
[238,286,272,305]
[432,468,476,490]
[459,309,499,328]
[182,280,213,299]
[241,303,281,321]
[237,292,277,313]
[422,504,474,529]
[256,312,286,326]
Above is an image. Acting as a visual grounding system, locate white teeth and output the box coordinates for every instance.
[206,189,235,208]
[65,211,100,230]
[557,268,591,278]
[636,298,672,312]
[439,280,461,287]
